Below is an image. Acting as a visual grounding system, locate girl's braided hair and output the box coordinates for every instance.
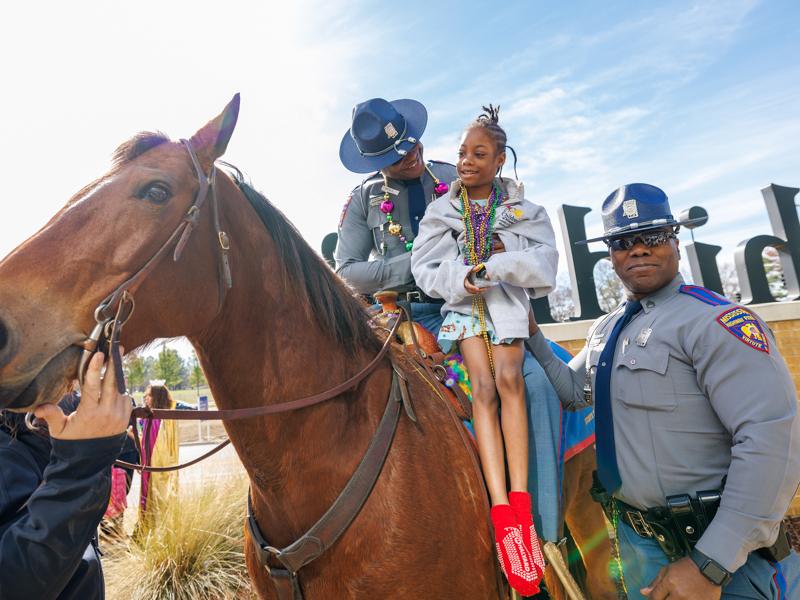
[464,104,518,178]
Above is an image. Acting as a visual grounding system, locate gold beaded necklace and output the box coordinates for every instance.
[459,181,502,378]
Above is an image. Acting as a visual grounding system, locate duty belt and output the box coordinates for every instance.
[377,290,444,305]
[615,494,721,562]
[590,470,793,564]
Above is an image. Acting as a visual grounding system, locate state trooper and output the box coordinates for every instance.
[526,183,800,599]
[335,97,565,544]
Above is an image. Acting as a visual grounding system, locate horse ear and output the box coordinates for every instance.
[191,93,240,170]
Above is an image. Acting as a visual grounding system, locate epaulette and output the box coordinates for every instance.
[679,285,731,306]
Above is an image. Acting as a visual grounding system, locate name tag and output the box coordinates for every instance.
[636,328,652,347]
[381,185,400,196]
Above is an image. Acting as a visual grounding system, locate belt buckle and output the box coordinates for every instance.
[628,510,654,538]
[406,291,422,303]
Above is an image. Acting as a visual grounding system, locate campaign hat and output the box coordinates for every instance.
[577,183,708,244]
[339,98,427,173]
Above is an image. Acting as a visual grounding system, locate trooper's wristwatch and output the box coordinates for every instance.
[689,548,732,586]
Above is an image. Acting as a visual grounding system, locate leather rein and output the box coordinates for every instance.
[23,139,505,598]
[26,139,405,475]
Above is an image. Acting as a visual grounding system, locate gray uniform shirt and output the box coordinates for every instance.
[334,161,458,294]
[527,274,800,571]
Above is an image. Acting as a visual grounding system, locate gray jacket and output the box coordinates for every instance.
[334,161,458,295]
[527,274,800,572]
[410,178,558,340]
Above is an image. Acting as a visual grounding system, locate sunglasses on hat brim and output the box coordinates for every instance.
[605,230,677,252]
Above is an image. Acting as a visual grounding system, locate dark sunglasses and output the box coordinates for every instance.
[605,230,677,252]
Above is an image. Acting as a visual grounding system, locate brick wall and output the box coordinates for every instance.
[539,301,800,516]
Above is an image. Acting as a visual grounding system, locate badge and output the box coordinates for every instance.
[636,328,652,347]
[381,185,400,196]
[622,199,638,219]
[339,193,353,228]
[589,333,604,347]
[384,123,399,139]
[717,307,769,353]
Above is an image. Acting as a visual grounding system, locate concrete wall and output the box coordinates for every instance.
[539,301,800,516]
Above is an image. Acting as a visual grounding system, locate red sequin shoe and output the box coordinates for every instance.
[491,504,542,596]
[509,491,546,581]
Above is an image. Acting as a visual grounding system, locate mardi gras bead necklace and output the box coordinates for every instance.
[379,165,450,254]
[460,180,502,377]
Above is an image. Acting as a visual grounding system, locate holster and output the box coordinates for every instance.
[757,521,793,563]
[589,470,614,522]
[590,470,794,565]
[666,491,720,554]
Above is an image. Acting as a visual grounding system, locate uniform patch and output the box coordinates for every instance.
[680,285,731,306]
[717,307,769,353]
[339,193,353,228]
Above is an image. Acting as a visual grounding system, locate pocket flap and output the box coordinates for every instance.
[620,347,669,375]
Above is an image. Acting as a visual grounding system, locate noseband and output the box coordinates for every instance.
[73,139,232,393]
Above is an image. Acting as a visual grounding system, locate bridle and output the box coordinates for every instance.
[72,138,232,396]
[21,137,507,599]
[26,137,400,473]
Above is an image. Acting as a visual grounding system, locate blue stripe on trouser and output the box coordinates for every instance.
[616,520,800,599]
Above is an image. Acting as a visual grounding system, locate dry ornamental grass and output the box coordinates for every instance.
[104,472,256,600]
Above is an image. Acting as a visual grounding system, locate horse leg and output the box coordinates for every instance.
[562,448,619,600]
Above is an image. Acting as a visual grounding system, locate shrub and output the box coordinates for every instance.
[104,472,255,600]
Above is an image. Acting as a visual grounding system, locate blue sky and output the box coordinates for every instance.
[1,0,798,357]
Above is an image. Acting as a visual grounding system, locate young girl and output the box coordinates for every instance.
[410,105,558,596]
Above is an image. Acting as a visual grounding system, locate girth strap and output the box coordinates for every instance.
[269,569,302,600]
[246,368,406,576]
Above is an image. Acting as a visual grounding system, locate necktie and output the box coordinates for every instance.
[406,177,426,237]
[594,300,643,493]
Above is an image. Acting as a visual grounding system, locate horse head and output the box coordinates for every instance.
[0,95,241,411]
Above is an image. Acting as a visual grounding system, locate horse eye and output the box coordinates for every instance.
[144,185,170,204]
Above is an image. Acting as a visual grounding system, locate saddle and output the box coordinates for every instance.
[372,292,473,422]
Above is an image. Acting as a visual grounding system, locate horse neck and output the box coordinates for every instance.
[187,190,388,533]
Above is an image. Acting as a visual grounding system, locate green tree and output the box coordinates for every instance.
[123,355,147,393]
[189,356,207,396]
[152,345,184,389]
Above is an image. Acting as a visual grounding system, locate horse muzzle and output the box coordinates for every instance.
[0,319,83,412]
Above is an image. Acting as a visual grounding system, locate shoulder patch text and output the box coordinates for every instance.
[717,307,769,353]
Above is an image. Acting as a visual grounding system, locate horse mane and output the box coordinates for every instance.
[223,165,382,357]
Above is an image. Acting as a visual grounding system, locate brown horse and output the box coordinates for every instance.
[549,448,620,600]
[0,96,511,598]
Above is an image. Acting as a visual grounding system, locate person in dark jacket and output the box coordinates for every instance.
[0,350,132,600]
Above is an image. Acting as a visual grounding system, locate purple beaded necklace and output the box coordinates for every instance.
[461,181,502,266]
